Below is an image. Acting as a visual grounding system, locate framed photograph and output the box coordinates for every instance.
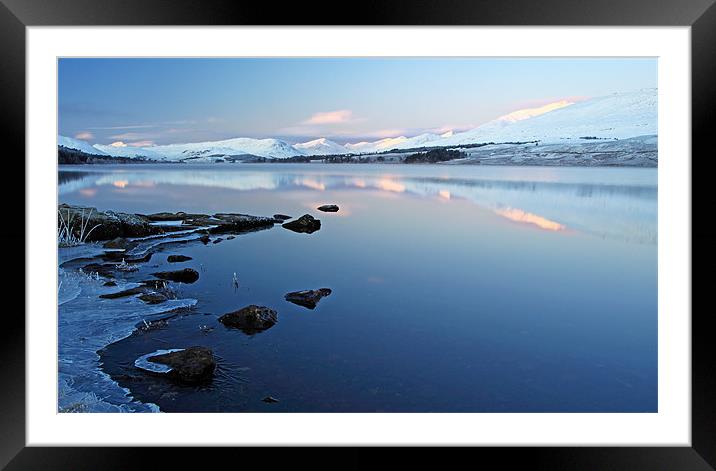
[4,0,714,467]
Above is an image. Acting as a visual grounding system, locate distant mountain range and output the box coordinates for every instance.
[58,88,657,162]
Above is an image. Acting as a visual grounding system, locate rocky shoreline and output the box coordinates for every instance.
[58,203,341,406]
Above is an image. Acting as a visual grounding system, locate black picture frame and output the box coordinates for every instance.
[3,0,713,468]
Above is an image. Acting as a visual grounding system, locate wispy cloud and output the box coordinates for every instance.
[108,132,158,141]
[301,110,354,125]
[74,131,94,140]
[89,124,158,130]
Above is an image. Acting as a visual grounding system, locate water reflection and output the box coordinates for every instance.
[59,164,657,244]
[58,163,657,412]
[495,207,566,231]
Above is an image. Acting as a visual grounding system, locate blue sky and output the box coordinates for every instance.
[59,58,657,145]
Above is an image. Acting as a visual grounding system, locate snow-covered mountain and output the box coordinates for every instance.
[58,136,108,156]
[438,88,657,147]
[148,137,303,160]
[293,138,347,156]
[93,143,163,159]
[59,89,657,161]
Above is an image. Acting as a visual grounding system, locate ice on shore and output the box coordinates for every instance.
[58,246,197,413]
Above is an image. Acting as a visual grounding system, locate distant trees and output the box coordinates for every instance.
[58,147,156,165]
[403,148,466,164]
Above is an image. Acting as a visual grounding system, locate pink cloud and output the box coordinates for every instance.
[302,110,354,125]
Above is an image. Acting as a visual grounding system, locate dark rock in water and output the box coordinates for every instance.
[317,204,339,212]
[212,238,224,244]
[138,292,168,304]
[282,214,321,234]
[152,268,199,283]
[167,255,192,263]
[273,214,292,221]
[58,204,163,242]
[103,280,117,287]
[226,236,235,240]
[137,318,169,332]
[206,213,276,234]
[199,234,211,244]
[102,237,135,250]
[99,286,146,299]
[146,211,209,222]
[262,396,279,403]
[284,288,332,310]
[219,305,278,334]
[147,347,216,384]
[127,252,152,263]
[141,279,169,290]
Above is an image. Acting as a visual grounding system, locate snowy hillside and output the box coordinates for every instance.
[93,143,163,159]
[147,137,304,160]
[293,138,347,156]
[58,136,108,156]
[438,89,657,147]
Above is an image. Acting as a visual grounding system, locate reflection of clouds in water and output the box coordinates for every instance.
[399,177,656,244]
[375,178,405,193]
[294,178,325,191]
[494,207,566,231]
[59,165,656,244]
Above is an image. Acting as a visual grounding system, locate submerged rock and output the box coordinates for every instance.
[273,214,292,221]
[262,396,279,403]
[138,292,168,304]
[284,288,332,309]
[167,255,192,263]
[102,280,117,287]
[212,238,224,244]
[146,347,216,384]
[102,237,135,250]
[219,305,278,334]
[99,286,146,299]
[199,234,211,244]
[317,204,339,212]
[140,279,169,290]
[282,214,321,234]
[151,268,200,283]
[136,318,169,332]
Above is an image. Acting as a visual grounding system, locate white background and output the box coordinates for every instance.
[26,27,691,446]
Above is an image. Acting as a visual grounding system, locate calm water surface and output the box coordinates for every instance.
[59,164,657,412]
